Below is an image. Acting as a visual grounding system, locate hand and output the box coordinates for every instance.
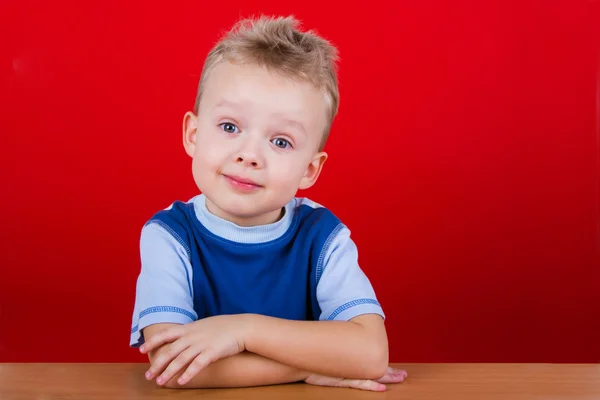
[140,314,250,386]
[304,366,408,392]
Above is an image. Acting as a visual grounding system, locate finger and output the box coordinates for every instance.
[388,366,408,378]
[140,326,184,354]
[177,349,218,386]
[376,372,407,384]
[305,375,341,387]
[376,366,408,383]
[155,347,199,386]
[341,379,386,392]
[145,341,190,381]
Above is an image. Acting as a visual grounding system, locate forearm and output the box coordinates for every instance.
[244,314,388,380]
[161,351,309,389]
[144,323,308,389]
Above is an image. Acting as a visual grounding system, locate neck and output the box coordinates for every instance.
[204,199,284,227]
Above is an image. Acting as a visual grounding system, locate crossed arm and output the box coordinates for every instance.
[144,325,307,388]
[135,222,408,390]
[140,313,399,390]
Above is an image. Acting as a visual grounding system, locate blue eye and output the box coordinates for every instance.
[219,123,240,134]
[272,138,291,149]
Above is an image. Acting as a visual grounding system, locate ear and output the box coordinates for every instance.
[182,111,198,157]
[299,151,328,190]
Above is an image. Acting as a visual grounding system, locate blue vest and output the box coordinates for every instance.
[147,201,342,321]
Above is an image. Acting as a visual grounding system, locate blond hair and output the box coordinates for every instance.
[194,15,340,149]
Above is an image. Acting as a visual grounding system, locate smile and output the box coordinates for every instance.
[223,174,262,192]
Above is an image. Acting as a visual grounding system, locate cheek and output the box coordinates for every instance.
[191,148,222,192]
[194,133,226,168]
[270,158,306,184]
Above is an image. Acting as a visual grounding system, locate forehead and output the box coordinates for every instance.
[201,61,328,132]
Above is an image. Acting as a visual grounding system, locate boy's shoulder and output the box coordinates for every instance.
[291,196,344,228]
[142,197,196,230]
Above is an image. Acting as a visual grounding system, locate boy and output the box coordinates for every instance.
[129,15,407,392]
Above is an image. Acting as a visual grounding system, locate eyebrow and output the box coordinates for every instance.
[214,99,245,110]
[213,99,307,137]
[274,115,306,137]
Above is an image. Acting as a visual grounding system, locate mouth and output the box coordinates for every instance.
[223,174,262,190]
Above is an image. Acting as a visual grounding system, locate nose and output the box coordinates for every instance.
[235,138,263,168]
[236,153,260,168]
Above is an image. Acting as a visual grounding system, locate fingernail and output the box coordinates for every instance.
[178,377,185,385]
[145,371,151,380]
[139,345,145,353]
[378,383,386,391]
[156,377,164,385]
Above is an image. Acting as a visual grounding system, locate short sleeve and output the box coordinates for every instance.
[129,222,198,347]
[316,226,385,321]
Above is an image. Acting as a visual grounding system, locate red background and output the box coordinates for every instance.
[1,0,599,363]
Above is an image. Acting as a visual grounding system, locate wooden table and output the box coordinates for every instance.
[0,363,598,399]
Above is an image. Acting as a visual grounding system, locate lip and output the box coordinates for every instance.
[223,174,262,191]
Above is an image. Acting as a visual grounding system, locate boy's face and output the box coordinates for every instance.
[183,61,329,226]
